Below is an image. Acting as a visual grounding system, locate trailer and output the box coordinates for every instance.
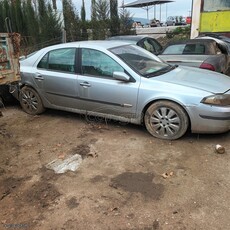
[191,0,230,39]
[0,32,20,106]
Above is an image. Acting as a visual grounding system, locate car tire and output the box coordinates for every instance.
[19,86,45,115]
[144,101,189,140]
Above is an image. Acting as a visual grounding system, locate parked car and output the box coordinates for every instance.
[150,19,162,27]
[165,16,186,26]
[198,33,230,43]
[158,39,230,74]
[132,21,143,28]
[196,34,230,54]
[18,41,230,140]
[107,35,163,55]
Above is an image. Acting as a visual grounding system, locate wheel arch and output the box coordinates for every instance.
[141,99,191,130]
[19,82,34,90]
[19,85,45,115]
[19,83,43,101]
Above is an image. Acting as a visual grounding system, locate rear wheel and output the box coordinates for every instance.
[144,101,189,140]
[19,86,45,115]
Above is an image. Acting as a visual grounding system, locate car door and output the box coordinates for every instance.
[35,47,83,109]
[77,48,139,120]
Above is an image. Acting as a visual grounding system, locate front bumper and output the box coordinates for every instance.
[187,103,230,134]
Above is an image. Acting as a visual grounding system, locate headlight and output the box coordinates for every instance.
[201,94,230,106]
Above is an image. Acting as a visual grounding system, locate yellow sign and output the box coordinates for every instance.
[200,11,230,32]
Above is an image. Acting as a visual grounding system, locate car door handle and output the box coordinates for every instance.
[35,75,44,80]
[80,82,91,88]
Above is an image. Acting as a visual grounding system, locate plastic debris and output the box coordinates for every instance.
[46,154,82,174]
[215,144,225,154]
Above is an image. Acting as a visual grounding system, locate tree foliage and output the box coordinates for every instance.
[0,0,133,52]
[0,0,62,53]
[80,0,88,40]
[110,0,119,36]
[119,3,134,35]
[63,0,81,42]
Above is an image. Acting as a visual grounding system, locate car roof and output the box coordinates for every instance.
[20,40,134,63]
[200,33,230,43]
[39,40,132,52]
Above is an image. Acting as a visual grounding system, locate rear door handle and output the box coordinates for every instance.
[35,75,44,80]
[80,82,91,88]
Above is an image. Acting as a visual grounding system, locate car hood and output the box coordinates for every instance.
[157,65,230,94]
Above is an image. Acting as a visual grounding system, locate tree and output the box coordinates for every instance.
[63,0,81,41]
[81,0,86,21]
[52,0,57,10]
[109,0,119,36]
[13,0,25,33]
[45,3,62,42]
[119,1,133,35]
[95,0,110,39]
[80,0,88,40]
[0,2,3,31]
[91,0,98,39]
[22,0,39,46]
[37,0,62,45]
[0,0,11,32]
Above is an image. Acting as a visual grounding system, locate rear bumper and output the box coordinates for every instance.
[187,104,230,134]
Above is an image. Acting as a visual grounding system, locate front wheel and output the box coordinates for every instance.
[19,86,45,115]
[144,101,189,140]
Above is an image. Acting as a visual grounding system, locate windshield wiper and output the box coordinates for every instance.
[146,65,178,78]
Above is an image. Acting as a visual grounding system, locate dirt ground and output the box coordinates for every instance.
[0,103,230,230]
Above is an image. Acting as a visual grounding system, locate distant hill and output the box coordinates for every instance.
[132,17,150,25]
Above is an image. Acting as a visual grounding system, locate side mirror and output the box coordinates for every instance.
[113,71,130,81]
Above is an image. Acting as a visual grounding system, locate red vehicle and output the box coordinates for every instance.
[186,16,191,24]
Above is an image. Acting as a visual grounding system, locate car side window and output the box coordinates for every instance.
[162,44,186,54]
[37,53,48,69]
[148,38,162,53]
[142,39,155,53]
[37,48,76,73]
[81,48,124,78]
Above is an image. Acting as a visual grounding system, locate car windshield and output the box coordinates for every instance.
[110,44,172,77]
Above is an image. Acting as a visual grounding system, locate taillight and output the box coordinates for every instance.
[199,63,215,71]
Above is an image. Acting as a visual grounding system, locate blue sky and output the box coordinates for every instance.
[123,0,193,21]
[56,0,193,22]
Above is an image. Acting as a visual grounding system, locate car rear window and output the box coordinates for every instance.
[163,44,206,55]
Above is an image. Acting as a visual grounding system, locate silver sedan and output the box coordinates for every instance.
[18,41,230,140]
